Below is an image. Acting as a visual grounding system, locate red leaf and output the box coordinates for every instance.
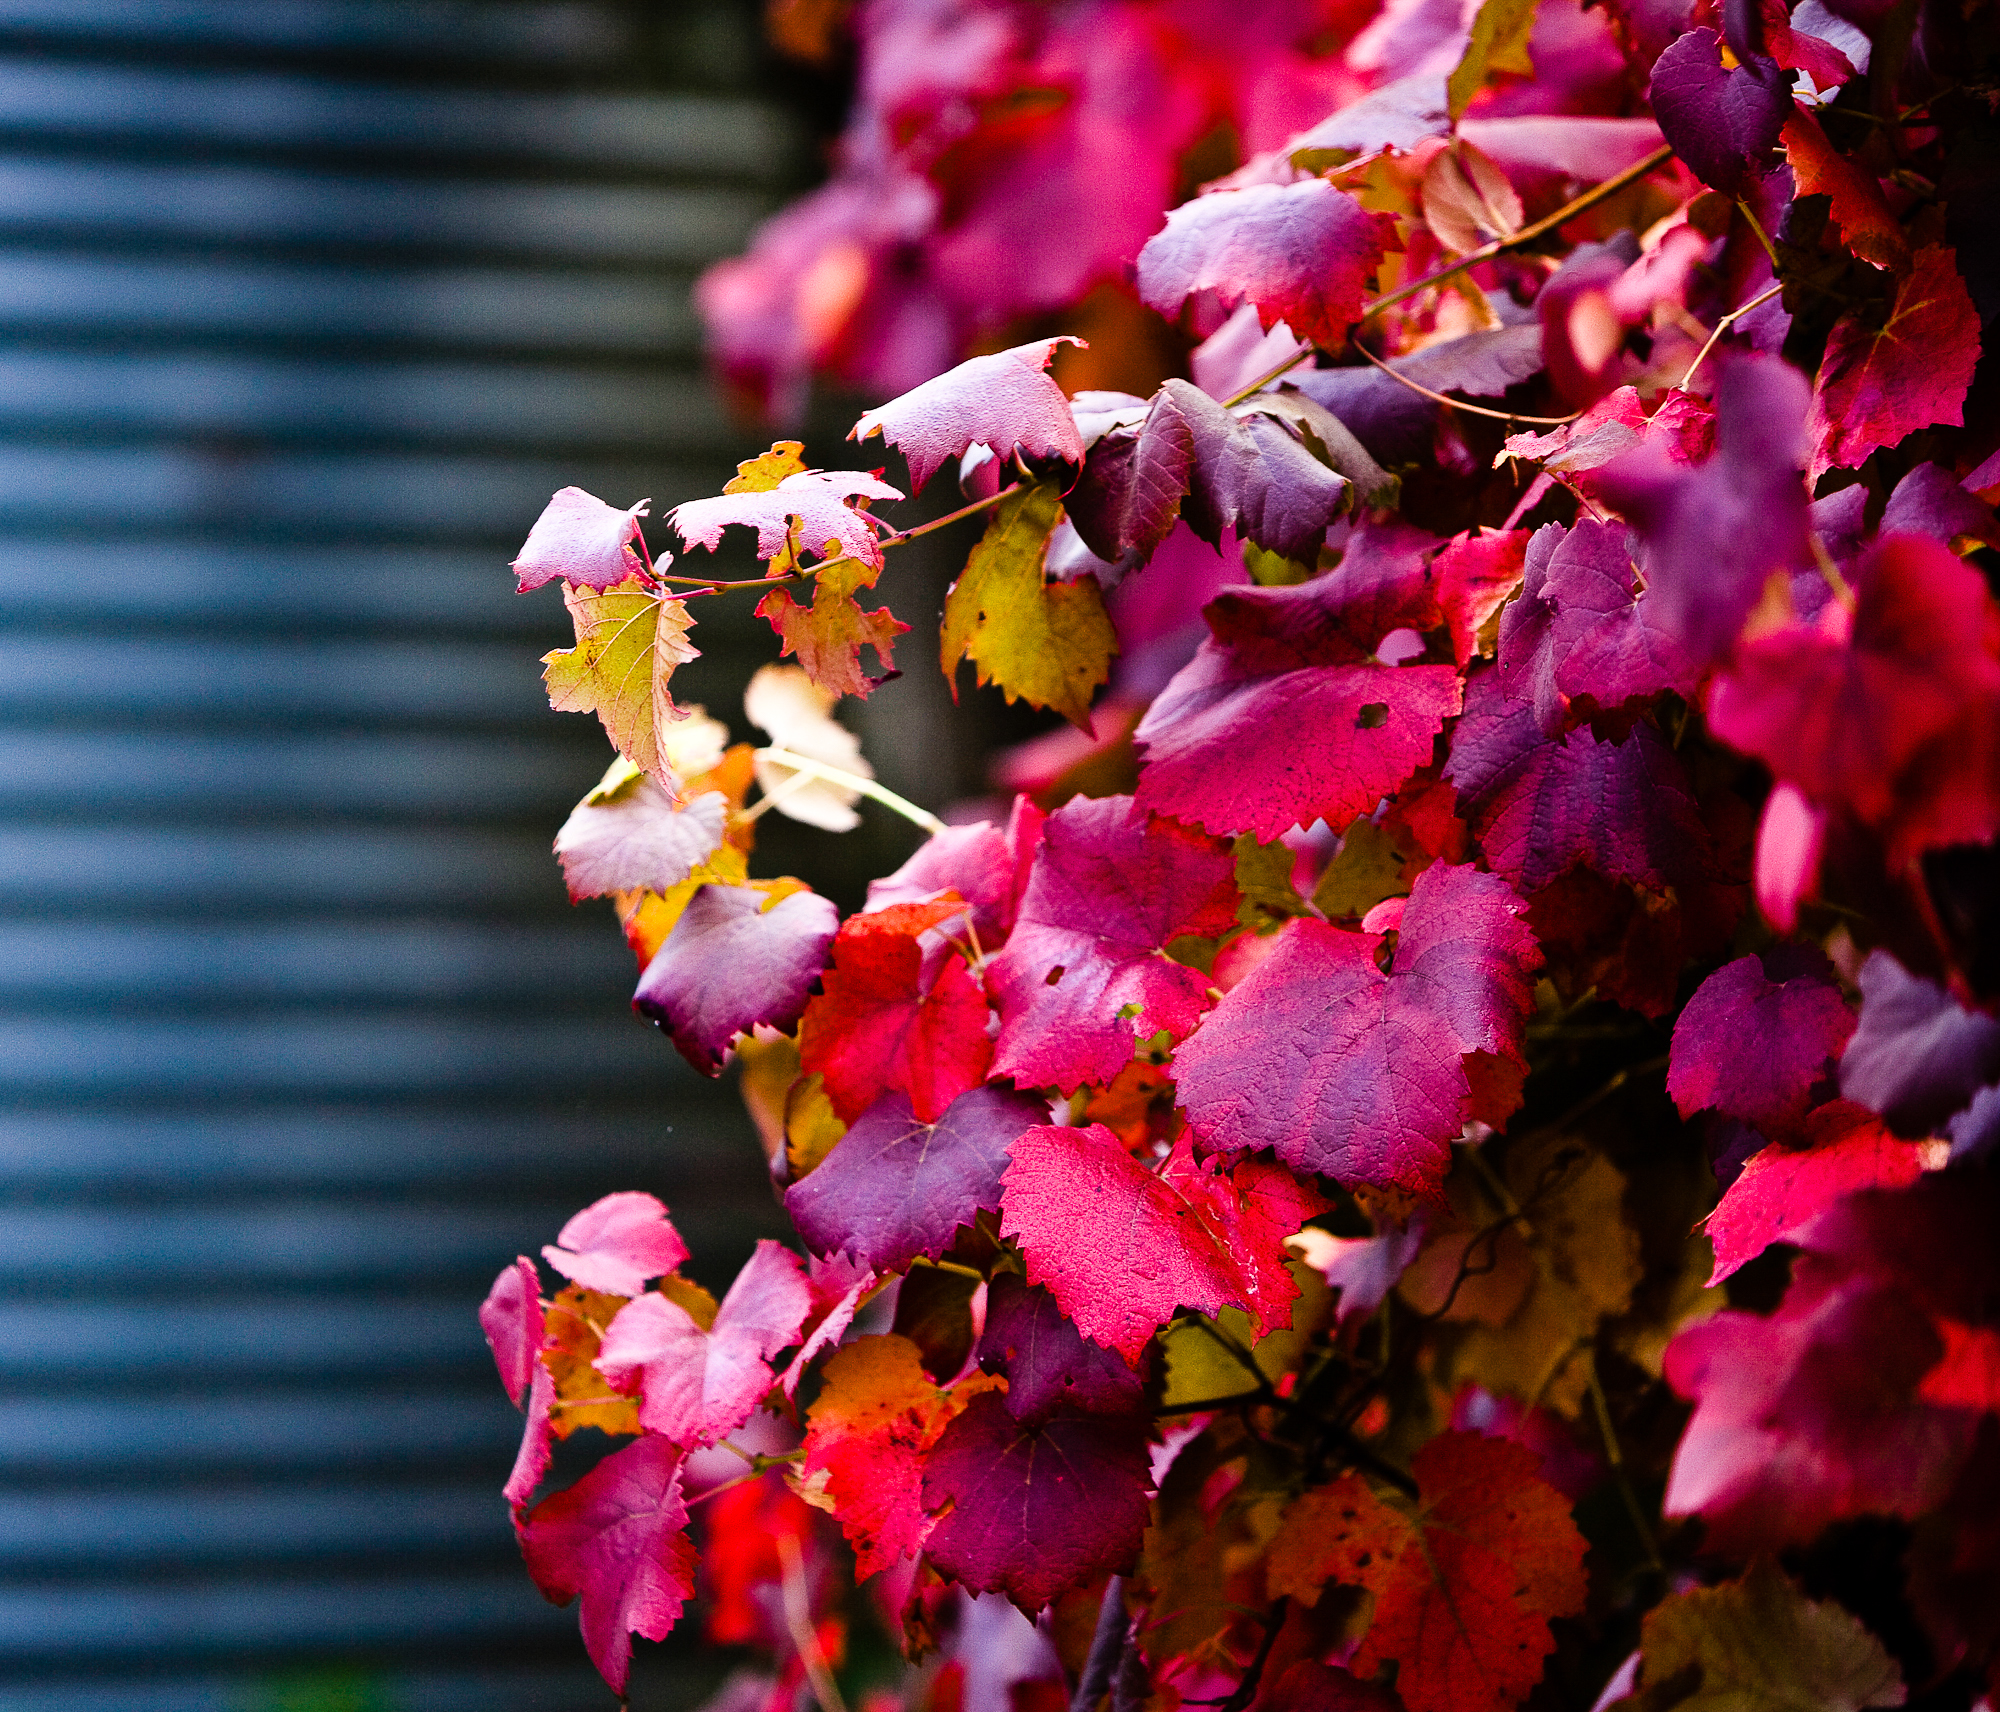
[1781,105,1909,272]
[1136,179,1398,349]
[541,1192,689,1298]
[1669,950,1855,1136]
[518,1433,700,1693]
[920,1390,1154,1609]
[480,1255,542,1408]
[999,1125,1326,1363]
[512,487,656,593]
[504,1363,555,1511]
[754,571,910,701]
[1807,246,1982,483]
[631,884,840,1075]
[669,468,904,570]
[1431,526,1529,669]
[849,338,1086,491]
[986,794,1238,1094]
[1266,1433,1588,1712]
[1134,560,1464,842]
[1175,863,1540,1196]
[1706,1104,1927,1285]
[594,1240,811,1447]
[799,899,992,1123]
[785,1084,1050,1274]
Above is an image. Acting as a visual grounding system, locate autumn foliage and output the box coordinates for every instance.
[478,0,2000,1705]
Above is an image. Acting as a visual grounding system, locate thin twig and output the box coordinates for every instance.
[748,746,947,836]
[1215,1598,1292,1712]
[1347,332,1583,425]
[1734,197,1782,270]
[1222,143,1679,407]
[1676,280,1785,391]
[1583,1349,1664,1573]
[876,482,1020,546]
[1155,1388,1275,1416]
[778,1533,849,1712]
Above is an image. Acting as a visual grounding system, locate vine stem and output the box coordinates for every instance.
[1222,143,1679,408]
[746,746,947,836]
[876,481,1020,545]
[1346,331,1583,426]
[1676,280,1785,391]
[778,1532,849,1712]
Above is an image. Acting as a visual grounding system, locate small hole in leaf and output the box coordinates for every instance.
[1356,702,1389,730]
[1045,966,1065,986]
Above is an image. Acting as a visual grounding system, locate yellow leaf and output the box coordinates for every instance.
[786,1070,847,1179]
[541,576,700,782]
[1448,0,1538,120]
[941,483,1116,731]
[541,1285,642,1439]
[725,440,811,494]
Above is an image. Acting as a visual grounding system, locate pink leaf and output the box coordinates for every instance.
[518,1433,700,1693]
[504,1364,555,1511]
[512,487,656,593]
[480,1255,542,1407]
[1669,951,1855,1136]
[553,780,727,901]
[669,468,904,571]
[542,1192,689,1297]
[595,1240,812,1447]
[985,794,1238,1093]
[1753,782,1828,934]
[1175,863,1541,1195]
[849,338,1087,491]
[863,795,1045,950]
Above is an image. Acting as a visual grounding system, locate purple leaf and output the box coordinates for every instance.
[480,1255,542,1407]
[542,1192,690,1297]
[1840,950,2000,1133]
[1649,28,1792,198]
[785,1084,1051,1273]
[513,487,657,593]
[850,338,1086,491]
[1669,950,1856,1135]
[632,884,839,1075]
[595,1240,812,1447]
[554,779,727,901]
[1880,462,2000,550]
[976,1272,1147,1424]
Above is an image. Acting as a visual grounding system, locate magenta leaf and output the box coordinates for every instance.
[919,1391,1153,1609]
[541,1191,690,1297]
[975,1271,1147,1424]
[553,780,727,901]
[631,885,840,1075]
[513,487,657,593]
[518,1433,700,1693]
[595,1240,812,1447]
[504,1363,555,1511]
[1839,950,2000,1134]
[1175,863,1541,1195]
[1133,553,1464,841]
[999,1126,1325,1362]
[863,795,1046,950]
[985,794,1238,1094]
[669,468,904,571]
[1136,178,1397,349]
[1669,949,1855,1136]
[1647,28,1791,198]
[1594,354,1813,665]
[1284,72,1451,158]
[849,338,1086,491]
[1880,462,2000,551]
[785,1084,1051,1274]
[480,1255,543,1407]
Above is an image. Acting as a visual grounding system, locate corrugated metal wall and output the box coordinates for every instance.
[0,5,822,1706]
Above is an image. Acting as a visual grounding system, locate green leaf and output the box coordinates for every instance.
[1616,1560,1906,1712]
[542,577,700,783]
[1234,832,1310,930]
[941,483,1117,730]
[1447,0,1539,121]
[1311,815,1416,920]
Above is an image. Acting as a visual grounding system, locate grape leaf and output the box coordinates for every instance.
[480,1255,542,1407]
[504,1363,555,1510]
[999,1124,1327,1362]
[1175,862,1541,1195]
[1806,245,1982,483]
[541,1192,690,1297]
[1431,526,1529,667]
[595,1239,811,1447]
[798,898,992,1123]
[940,482,1118,730]
[755,556,910,700]
[985,793,1238,1094]
[513,487,657,593]
[919,1390,1154,1609]
[1881,461,2000,550]
[743,662,876,833]
[631,883,840,1075]
[785,1083,1050,1274]
[849,337,1086,491]
[1449,0,1539,120]
[1136,179,1397,349]
[1594,355,1812,666]
[670,467,904,570]
[542,1283,647,1441]
[1289,1224,1425,1329]
[518,1433,700,1693]
[1838,949,2000,1133]
[1705,1103,1927,1286]
[801,1334,1001,1580]
[1648,28,1789,198]
[1781,106,1909,273]
[554,773,727,901]
[1266,1432,1588,1712]
[1132,556,1464,841]
[542,578,701,785]
[863,795,1045,950]
[975,1271,1147,1424]
[1615,1559,1906,1712]
[1669,950,1854,1136]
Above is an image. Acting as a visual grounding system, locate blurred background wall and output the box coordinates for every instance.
[0,4,965,1706]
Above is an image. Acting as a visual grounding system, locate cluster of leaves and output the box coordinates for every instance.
[478,0,2000,1707]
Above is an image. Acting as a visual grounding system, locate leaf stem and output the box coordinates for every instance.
[877,482,1021,546]
[750,746,947,836]
[1676,280,1785,391]
[1215,1598,1291,1712]
[656,570,807,594]
[1222,143,1679,407]
[1583,1349,1664,1573]
[1346,331,1583,426]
